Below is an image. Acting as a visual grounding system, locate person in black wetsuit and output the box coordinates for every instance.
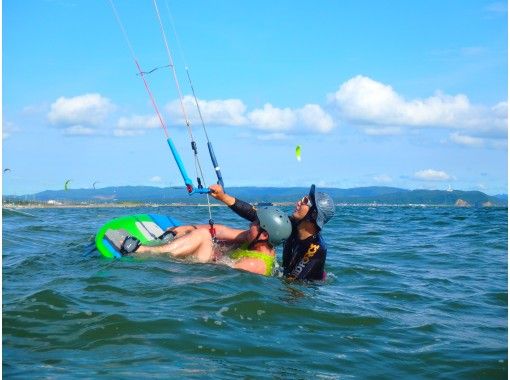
[209,184,335,281]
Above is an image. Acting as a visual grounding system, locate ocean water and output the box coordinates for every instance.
[2,205,508,379]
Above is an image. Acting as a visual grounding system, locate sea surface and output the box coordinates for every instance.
[2,205,508,379]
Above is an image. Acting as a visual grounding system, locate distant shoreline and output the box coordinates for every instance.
[4,185,506,208]
[2,202,231,209]
[3,201,504,209]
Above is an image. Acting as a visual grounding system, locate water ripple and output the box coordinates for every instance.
[2,206,507,378]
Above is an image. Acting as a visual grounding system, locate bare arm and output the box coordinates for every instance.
[170,225,198,237]
[210,224,249,243]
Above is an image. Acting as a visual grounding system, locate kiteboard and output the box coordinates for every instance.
[95,214,181,259]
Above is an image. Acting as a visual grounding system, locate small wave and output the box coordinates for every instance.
[2,207,38,218]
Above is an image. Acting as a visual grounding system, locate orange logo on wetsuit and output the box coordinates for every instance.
[289,243,320,278]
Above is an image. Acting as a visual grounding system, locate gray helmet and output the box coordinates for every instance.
[309,184,335,229]
[256,206,292,246]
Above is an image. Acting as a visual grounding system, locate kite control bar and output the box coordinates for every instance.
[167,138,210,195]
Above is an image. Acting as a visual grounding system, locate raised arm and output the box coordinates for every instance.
[209,184,258,222]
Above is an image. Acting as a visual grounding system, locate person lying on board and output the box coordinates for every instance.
[112,206,291,277]
[209,184,335,281]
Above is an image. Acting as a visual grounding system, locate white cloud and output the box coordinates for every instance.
[256,133,289,141]
[150,176,162,183]
[491,139,508,149]
[298,104,335,132]
[460,46,486,56]
[63,125,96,136]
[449,131,508,149]
[166,96,247,126]
[116,115,161,134]
[364,126,402,136]
[492,101,508,119]
[248,103,336,133]
[161,78,504,141]
[103,76,506,146]
[248,103,296,131]
[2,121,20,140]
[450,132,485,147]
[113,115,160,137]
[117,115,160,130]
[165,96,335,134]
[414,169,451,181]
[22,103,48,115]
[485,2,507,13]
[328,75,506,137]
[113,129,146,137]
[373,174,393,183]
[48,93,115,127]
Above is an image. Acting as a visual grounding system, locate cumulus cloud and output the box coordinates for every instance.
[328,75,507,137]
[247,103,336,133]
[256,133,289,141]
[460,46,486,57]
[113,115,160,137]
[3,121,20,140]
[22,104,48,115]
[485,2,507,14]
[63,125,96,136]
[297,104,335,133]
[449,129,508,149]
[364,126,402,136]
[48,93,115,128]
[449,132,485,147]
[161,77,504,142]
[166,96,247,126]
[247,104,296,131]
[373,174,393,183]
[492,101,508,119]
[165,96,335,135]
[150,176,162,183]
[414,169,451,181]
[67,75,501,146]
[117,115,160,130]
[113,129,146,137]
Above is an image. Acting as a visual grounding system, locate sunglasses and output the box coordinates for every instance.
[300,195,313,207]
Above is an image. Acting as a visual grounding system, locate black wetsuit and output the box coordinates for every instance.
[282,223,327,280]
[229,199,327,280]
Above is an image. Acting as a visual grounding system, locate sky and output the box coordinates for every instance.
[2,0,508,196]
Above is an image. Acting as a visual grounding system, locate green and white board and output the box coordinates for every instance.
[95,214,181,258]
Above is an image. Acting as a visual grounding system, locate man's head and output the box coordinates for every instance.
[252,206,292,246]
[292,184,335,230]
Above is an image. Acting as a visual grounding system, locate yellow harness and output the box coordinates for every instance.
[229,244,275,276]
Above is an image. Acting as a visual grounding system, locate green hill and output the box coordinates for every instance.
[3,186,506,207]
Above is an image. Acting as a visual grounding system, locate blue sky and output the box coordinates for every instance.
[2,0,508,195]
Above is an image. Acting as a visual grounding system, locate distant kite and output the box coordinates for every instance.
[3,168,11,173]
[295,145,302,162]
[93,181,100,189]
[64,179,71,191]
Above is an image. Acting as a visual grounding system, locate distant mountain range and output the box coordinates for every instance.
[4,186,507,207]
